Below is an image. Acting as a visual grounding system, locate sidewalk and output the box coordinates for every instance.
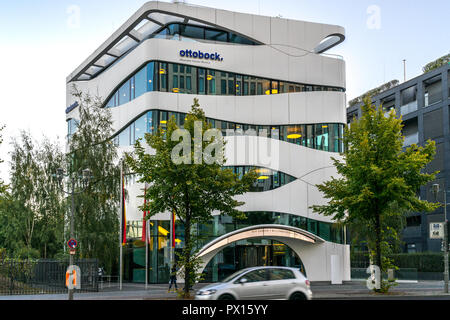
[1,281,450,300]
[311,280,450,300]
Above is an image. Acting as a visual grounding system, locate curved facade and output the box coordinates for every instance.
[66,1,350,283]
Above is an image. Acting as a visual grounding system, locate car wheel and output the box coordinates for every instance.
[218,294,235,300]
[289,292,307,300]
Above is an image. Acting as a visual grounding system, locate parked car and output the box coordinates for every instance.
[195,266,312,300]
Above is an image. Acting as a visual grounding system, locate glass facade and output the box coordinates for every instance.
[104,60,345,109]
[114,109,345,153]
[122,212,343,283]
[151,22,259,46]
[67,118,78,141]
[224,166,296,192]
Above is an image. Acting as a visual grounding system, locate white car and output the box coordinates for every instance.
[195,266,312,300]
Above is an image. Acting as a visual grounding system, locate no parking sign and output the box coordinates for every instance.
[67,238,78,249]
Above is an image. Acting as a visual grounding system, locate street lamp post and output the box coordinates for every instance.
[432,183,449,293]
[55,167,92,300]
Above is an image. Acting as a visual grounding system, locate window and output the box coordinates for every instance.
[147,111,156,135]
[102,60,346,108]
[308,220,318,235]
[239,269,267,283]
[118,80,131,105]
[205,29,227,42]
[67,118,78,140]
[153,23,259,45]
[147,62,157,92]
[134,113,147,143]
[207,70,216,95]
[118,127,130,146]
[268,269,295,281]
[159,62,168,92]
[179,24,204,40]
[198,68,206,95]
[400,85,417,115]
[284,125,306,146]
[212,72,235,96]
[318,222,331,240]
[424,75,442,107]
[279,82,289,94]
[134,65,147,99]
[229,33,255,45]
[406,215,421,227]
[315,124,330,151]
[381,94,396,116]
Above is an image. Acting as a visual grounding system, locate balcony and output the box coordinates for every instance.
[400,100,418,116]
[403,132,419,147]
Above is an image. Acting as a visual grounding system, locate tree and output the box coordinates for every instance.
[0,125,6,195]
[67,86,120,274]
[4,131,65,259]
[126,98,257,297]
[312,97,439,292]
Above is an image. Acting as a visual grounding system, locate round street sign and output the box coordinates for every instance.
[67,238,78,249]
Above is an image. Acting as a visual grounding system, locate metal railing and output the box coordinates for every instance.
[0,258,99,296]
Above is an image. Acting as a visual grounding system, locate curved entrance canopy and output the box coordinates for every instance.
[197,224,325,259]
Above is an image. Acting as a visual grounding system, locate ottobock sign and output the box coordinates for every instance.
[430,222,444,239]
[179,50,224,62]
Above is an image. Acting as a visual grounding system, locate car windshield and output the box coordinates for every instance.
[221,269,249,283]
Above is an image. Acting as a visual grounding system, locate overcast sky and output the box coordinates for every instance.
[0,0,449,183]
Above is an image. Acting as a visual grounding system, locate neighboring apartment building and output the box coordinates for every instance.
[66,1,350,283]
[347,63,450,253]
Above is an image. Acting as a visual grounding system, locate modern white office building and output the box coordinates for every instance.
[66,1,350,283]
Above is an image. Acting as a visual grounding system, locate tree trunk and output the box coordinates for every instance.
[374,213,382,291]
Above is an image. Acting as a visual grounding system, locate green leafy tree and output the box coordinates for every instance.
[4,131,65,259]
[68,87,120,274]
[126,99,257,297]
[0,125,6,195]
[312,97,439,292]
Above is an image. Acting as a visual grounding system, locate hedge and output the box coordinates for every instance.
[351,252,450,273]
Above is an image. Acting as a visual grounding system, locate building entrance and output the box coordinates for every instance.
[202,239,306,283]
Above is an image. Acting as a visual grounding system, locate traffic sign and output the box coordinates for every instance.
[430,223,444,239]
[67,238,78,249]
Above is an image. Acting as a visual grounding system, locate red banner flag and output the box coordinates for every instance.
[121,174,127,246]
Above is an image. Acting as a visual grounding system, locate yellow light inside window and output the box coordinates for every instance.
[258,176,270,180]
[158,226,169,236]
[160,69,166,74]
[265,90,271,95]
[207,75,213,81]
[322,125,329,129]
[175,239,181,244]
[271,89,278,94]
[173,88,179,93]
[287,134,302,139]
[160,120,167,124]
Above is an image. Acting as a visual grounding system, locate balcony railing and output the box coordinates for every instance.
[400,101,418,116]
[403,132,419,147]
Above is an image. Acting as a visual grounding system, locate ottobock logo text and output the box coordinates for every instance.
[179,50,224,61]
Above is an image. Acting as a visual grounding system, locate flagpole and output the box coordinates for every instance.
[119,160,123,291]
[145,184,148,290]
[170,210,174,267]
[146,219,149,290]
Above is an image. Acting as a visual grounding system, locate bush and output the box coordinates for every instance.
[351,251,449,273]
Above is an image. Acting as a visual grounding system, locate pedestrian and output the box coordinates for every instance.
[168,264,178,292]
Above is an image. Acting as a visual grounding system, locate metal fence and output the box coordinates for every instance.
[0,258,99,296]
